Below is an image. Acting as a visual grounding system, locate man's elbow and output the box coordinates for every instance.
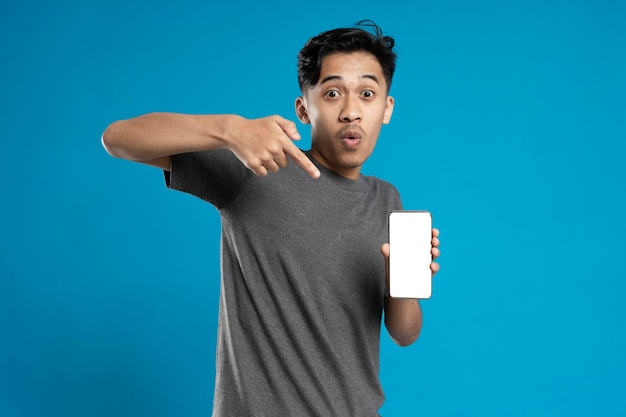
[101,121,127,159]
[391,329,421,347]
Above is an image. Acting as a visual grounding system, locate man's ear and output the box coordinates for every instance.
[295,96,310,124]
[383,95,395,124]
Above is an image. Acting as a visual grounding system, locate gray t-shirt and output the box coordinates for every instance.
[166,149,402,416]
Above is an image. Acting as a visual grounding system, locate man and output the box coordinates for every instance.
[102,21,440,416]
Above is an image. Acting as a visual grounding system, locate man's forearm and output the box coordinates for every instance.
[101,112,237,162]
[384,297,423,347]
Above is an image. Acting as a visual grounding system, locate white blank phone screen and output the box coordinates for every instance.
[389,211,432,299]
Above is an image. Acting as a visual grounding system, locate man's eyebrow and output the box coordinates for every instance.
[362,74,380,84]
[319,74,381,85]
[319,75,342,85]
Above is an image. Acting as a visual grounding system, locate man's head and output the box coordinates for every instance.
[297,20,397,93]
[294,21,396,179]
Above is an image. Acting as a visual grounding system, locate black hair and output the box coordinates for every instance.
[297,20,397,92]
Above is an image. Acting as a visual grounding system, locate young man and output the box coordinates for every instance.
[102,21,440,417]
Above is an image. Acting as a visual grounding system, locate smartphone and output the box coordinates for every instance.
[389,210,433,299]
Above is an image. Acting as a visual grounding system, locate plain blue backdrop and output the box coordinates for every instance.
[1,0,625,416]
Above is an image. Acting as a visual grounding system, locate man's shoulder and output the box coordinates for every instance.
[362,174,400,194]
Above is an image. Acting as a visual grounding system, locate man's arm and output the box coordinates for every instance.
[101,112,320,178]
[382,228,440,346]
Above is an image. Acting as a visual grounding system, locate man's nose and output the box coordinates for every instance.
[339,96,361,122]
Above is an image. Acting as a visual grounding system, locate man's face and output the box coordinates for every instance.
[296,51,394,180]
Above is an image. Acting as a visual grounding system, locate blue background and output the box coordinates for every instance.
[2,0,625,416]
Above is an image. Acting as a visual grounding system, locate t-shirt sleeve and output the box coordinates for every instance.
[391,185,403,211]
[164,149,251,208]
[381,180,403,212]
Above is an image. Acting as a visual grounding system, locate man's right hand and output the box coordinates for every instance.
[225,115,320,179]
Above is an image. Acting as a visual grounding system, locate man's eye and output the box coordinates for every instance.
[362,90,374,98]
[325,90,339,98]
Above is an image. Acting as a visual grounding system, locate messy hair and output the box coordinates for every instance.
[297,20,397,92]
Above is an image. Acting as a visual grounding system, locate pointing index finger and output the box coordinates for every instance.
[285,145,320,179]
